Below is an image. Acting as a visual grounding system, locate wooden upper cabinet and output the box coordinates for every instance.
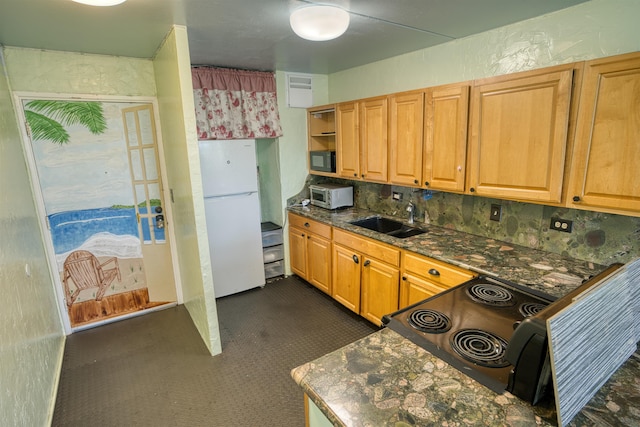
[567,52,640,215]
[468,65,575,203]
[360,96,388,183]
[389,91,424,186]
[336,101,360,179]
[424,83,470,192]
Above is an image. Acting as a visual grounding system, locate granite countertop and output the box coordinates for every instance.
[288,206,639,426]
[292,328,640,427]
[288,206,603,298]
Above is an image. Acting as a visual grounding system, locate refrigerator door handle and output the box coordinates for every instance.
[204,191,256,200]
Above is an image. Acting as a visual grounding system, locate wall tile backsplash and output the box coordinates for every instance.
[296,176,639,266]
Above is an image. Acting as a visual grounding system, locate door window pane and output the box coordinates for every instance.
[143,148,158,180]
[125,111,139,146]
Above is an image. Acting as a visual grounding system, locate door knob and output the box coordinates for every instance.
[352,254,359,264]
[155,214,165,229]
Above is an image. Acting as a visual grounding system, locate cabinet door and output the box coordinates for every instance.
[468,67,573,203]
[289,226,307,278]
[336,101,360,179]
[389,91,424,186]
[307,235,332,295]
[331,244,361,314]
[360,97,388,182]
[568,52,640,214]
[424,83,470,192]
[399,273,447,309]
[360,257,400,325]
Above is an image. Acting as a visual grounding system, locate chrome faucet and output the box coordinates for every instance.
[407,201,415,224]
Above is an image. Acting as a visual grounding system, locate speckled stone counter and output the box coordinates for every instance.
[292,328,640,427]
[287,206,640,426]
[288,206,604,298]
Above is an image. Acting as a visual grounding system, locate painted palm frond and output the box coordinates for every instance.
[25,100,107,144]
[24,110,70,144]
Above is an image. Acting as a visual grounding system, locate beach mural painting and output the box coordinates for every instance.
[24,98,158,320]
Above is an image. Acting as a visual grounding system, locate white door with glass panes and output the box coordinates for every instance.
[19,96,177,329]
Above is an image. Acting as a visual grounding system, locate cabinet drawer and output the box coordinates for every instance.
[403,252,475,287]
[333,228,400,267]
[288,213,332,239]
[263,245,284,263]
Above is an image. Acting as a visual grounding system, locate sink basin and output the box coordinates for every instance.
[349,216,427,239]
[350,217,405,233]
[386,227,427,238]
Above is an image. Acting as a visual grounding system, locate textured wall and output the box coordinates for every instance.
[329,0,640,101]
[153,26,222,355]
[4,47,156,96]
[0,48,65,426]
[275,71,329,273]
[256,138,283,225]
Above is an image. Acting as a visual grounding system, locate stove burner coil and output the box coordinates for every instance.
[466,283,515,306]
[450,329,510,368]
[519,302,547,317]
[408,309,451,334]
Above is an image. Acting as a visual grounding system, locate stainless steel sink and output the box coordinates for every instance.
[349,216,427,238]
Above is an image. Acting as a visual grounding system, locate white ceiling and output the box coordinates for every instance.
[0,0,589,74]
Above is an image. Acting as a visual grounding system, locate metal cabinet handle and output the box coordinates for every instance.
[304,222,310,227]
[424,181,429,186]
[402,276,407,281]
[363,260,371,267]
[428,268,440,276]
[469,188,475,193]
[573,196,581,202]
[352,254,359,264]
[414,179,418,184]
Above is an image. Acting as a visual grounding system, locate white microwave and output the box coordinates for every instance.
[309,184,353,210]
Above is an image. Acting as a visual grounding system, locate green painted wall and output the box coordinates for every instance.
[152,26,222,355]
[274,71,329,273]
[329,0,640,101]
[0,48,65,426]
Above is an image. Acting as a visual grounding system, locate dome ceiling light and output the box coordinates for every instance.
[72,0,127,6]
[290,5,350,41]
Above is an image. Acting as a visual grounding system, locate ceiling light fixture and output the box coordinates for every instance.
[290,5,350,41]
[72,0,127,6]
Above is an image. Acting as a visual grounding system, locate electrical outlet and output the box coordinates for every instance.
[489,204,502,221]
[392,192,403,201]
[550,218,573,233]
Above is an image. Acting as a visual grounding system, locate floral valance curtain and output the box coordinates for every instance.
[192,67,283,140]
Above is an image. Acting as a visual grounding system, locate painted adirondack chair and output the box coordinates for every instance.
[62,250,121,307]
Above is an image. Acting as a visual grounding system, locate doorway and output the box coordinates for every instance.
[16,94,179,331]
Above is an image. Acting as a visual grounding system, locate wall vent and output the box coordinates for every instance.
[286,73,313,108]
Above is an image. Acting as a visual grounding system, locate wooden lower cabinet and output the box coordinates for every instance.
[400,251,476,308]
[332,243,362,313]
[332,229,400,325]
[288,213,332,295]
[361,257,400,325]
[290,214,478,325]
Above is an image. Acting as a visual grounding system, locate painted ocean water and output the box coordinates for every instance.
[49,207,165,270]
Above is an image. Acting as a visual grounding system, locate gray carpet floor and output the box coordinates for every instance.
[52,276,379,426]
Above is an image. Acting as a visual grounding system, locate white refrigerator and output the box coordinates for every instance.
[199,139,266,298]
